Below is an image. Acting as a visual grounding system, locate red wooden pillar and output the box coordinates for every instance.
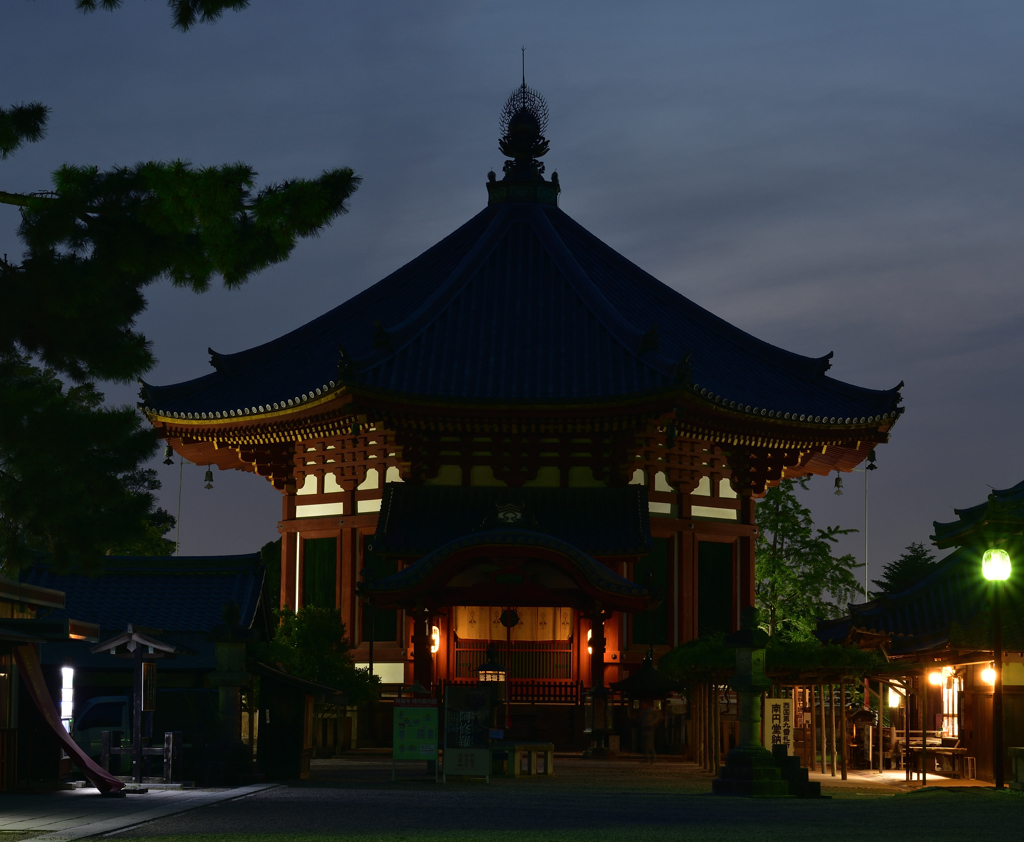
[340,528,356,635]
[738,496,756,612]
[281,531,298,613]
[296,535,306,610]
[589,611,606,690]
[280,491,297,613]
[412,610,434,689]
[680,529,697,642]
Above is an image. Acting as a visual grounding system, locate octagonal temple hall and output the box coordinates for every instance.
[143,84,903,707]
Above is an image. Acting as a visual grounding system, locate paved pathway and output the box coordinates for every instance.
[0,783,275,842]
[102,758,1021,842]
[0,758,1007,842]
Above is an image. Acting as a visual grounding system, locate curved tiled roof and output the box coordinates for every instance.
[143,199,902,426]
[932,479,1024,549]
[372,485,651,558]
[361,528,650,604]
[816,548,988,653]
[21,555,265,634]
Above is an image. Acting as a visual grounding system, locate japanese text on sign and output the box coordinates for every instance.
[765,697,793,753]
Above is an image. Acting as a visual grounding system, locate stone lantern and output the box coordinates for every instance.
[712,607,788,797]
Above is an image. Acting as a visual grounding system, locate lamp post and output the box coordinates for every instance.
[982,547,1011,789]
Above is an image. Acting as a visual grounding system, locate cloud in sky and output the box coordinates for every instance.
[4,1,1024,583]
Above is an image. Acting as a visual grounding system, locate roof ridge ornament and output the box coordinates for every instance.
[488,54,561,206]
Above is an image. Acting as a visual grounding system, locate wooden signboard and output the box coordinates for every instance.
[765,697,794,754]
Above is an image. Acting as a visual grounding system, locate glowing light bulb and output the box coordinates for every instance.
[981,666,997,685]
[982,548,1011,581]
[928,671,943,686]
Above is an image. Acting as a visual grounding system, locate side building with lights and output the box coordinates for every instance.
[817,479,1024,783]
[144,85,902,731]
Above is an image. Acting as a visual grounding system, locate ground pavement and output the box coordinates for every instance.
[0,784,274,842]
[1,757,1018,842]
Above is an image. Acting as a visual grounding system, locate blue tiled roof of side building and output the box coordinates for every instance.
[144,202,901,419]
[21,554,265,635]
[932,479,1024,547]
[815,547,988,653]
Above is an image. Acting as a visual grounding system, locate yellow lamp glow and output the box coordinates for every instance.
[888,687,903,707]
[587,628,592,655]
[430,625,440,654]
[983,548,1011,581]
[981,665,997,685]
[928,671,943,686]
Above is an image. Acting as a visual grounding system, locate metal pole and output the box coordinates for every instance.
[133,643,143,783]
[994,581,1004,789]
[175,456,184,555]
[864,465,869,601]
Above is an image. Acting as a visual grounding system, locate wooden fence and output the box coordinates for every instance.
[454,638,572,681]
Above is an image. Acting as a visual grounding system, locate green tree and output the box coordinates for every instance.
[871,541,937,596]
[0,3,358,572]
[754,478,861,640]
[260,606,379,704]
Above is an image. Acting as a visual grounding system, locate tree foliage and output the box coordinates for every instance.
[871,541,938,596]
[659,633,888,684]
[257,606,379,704]
[0,7,359,572]
[754,478,862,641]
[76,1,249,32]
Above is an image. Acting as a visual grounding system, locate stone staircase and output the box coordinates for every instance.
[771,745,827,798]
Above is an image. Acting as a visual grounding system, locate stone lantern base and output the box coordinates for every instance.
[712,744,791,798]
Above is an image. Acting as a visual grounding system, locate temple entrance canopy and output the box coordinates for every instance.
[361,486,653,688]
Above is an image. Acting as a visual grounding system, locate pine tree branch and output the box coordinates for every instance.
[0,191,42,208]
[0,103,49,160]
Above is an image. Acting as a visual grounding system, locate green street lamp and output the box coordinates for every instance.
[982,547,1011,789]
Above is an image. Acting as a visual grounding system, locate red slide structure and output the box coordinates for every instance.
[14,645,124,794]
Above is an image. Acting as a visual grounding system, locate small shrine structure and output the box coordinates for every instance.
[144,82,902,719]
[818,480,1024,783]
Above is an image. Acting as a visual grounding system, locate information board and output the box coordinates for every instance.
[765,697,794,753]
[443,685,491,780]
[393,699,438,761]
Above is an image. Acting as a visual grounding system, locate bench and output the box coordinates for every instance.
[490,740,554,777]
[907,745,971,779]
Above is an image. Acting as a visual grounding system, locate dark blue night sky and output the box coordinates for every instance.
[5,2,1024,589]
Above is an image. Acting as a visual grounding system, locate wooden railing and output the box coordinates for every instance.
[443,677,581,704]
[454,638,572,680]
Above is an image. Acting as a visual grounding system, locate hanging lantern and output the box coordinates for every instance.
[204,468,214,490]
[866,450,878,471]
[163,445,174,466]
[834,474,844,496]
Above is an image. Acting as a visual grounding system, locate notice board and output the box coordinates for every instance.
[765,697,793,753]
[443,685,490,780]
[393,698,438,761]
